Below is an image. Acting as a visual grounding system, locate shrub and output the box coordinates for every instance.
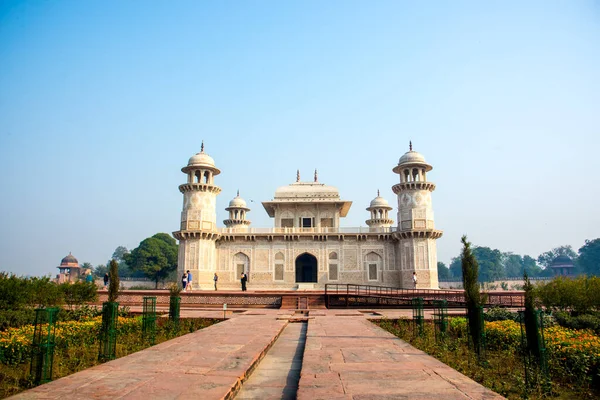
[58,305,101,322]
[554,311,600,335]
[484,307,517,322]
[0,310,36,331]
[536,276,600,313]
[60,282,98,310]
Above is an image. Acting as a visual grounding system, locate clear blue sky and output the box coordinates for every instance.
[1,1,599,276]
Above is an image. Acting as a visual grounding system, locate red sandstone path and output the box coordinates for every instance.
[10,309,504,400]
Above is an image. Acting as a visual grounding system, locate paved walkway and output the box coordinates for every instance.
[11,309,504,400]
[299,316,503,400]
[11,313,288,400]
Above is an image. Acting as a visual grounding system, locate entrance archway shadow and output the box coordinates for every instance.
[295,253,317,283]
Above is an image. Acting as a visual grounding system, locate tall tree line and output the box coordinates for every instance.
[438,238,600,281]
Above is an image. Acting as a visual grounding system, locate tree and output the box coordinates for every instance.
[473,247,504,282]
[108,259,120,303]
[461,236,485,359]
[537,245,577,268]
[124,233,178,288]
[107,246,143,278]
[450,257,462,279]
[437,262,450,280]
[112,246,128,261]
[523,255,542,277]
[81,262,93,273]
[94,264,108,278]
[577,239,600,276]
[503,253,523,277]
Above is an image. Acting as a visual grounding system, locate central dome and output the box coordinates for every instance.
[274,182,340,200]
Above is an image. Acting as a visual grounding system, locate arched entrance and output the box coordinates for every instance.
[295,253,318,283]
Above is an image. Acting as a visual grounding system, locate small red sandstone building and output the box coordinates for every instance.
[56,252,81,283]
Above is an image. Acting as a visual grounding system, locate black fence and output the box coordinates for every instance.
[324,284,524,309]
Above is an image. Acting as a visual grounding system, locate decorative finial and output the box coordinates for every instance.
[409,141,412,151]
[296,169,300,182]
[314,169,318,182]
[237,189,239,197]
[377,189,380,197]
[201,141,205,153]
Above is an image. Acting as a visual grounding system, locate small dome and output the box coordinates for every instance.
[61,253,78,265]
[188,152,215,168]
[551,255,573,266]
[369,196,390,208]
[398,150,427,165]
[229,195,247,208]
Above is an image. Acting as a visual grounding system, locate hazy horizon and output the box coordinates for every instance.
[1,1,599,277]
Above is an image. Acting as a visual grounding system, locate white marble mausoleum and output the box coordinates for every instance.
[173,143,443,290]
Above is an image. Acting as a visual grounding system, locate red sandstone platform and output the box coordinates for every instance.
[11,309,505,400]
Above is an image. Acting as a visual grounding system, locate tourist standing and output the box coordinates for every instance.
[181,273,188,291]
[103,273,109,289]
[412,272,417,289]
[186,270,193,291]
[213,273,218,291]
[240,272,247,291]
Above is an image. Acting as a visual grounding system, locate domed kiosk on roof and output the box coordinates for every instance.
[550,255,575,277]
[173,142,443,290]
[366,190,394,230]
[223,191,251,230]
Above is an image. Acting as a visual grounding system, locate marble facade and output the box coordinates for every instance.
[173,142,442,290]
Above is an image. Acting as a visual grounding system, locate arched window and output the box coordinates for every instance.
[280,211,294,228]
[234,252,250,280]
[328,252,339,281]
[195,170,202,183]
[274,252,284,281]
[412,168,419,182]
[365,252,382,281]
[203,171,210,184]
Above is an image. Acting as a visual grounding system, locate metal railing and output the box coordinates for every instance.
[324,284,525,308]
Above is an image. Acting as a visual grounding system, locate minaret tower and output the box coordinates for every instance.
[223,190,251,231]
[365,190,394,230]
[173,142,221,286]
[392,142,443,289]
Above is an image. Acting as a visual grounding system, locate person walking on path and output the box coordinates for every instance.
[181,273,188,291]
[103,273,109,289]
[240,272,247,291]
[413,272,417,289]
[213,273,218,291]
[86,272,94,284]
[186,270,193,291]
